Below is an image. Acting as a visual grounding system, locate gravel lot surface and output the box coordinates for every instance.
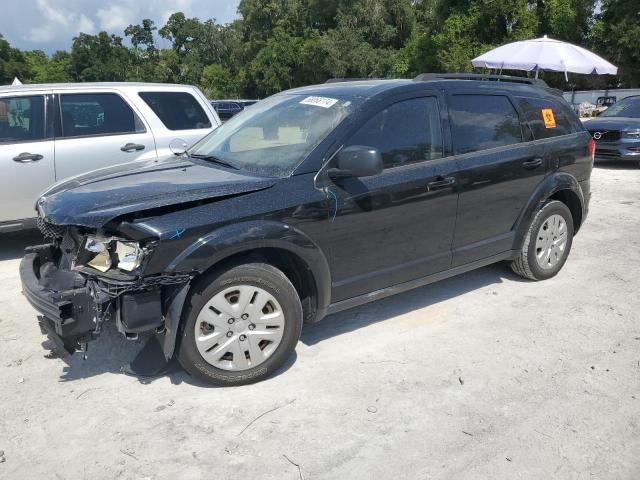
[1,165,639,480]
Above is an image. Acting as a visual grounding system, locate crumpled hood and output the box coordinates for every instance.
[38,156,276,228]
[584,117,640,132]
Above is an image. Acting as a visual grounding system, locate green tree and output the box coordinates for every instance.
[125,19,157,54]
[24,50,48,82]
[591,0,640,87]
[402,0,599,79]
[0,34,30,84]
[3,0,639,93]
[249,26,305,94]
[159,12,203,54]
[200,63,245,97]
[537,0,595,42]
[43,51,74,82]
[70,32,133,81]
[125,19,158,81]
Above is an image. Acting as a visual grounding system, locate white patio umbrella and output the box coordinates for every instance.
[471,35,617,80]
[11,77,23,86]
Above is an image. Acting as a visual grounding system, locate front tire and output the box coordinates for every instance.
[511,200,574,281]
[177,263,303,386]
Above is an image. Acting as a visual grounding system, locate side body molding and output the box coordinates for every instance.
[165,220,332,318]
[512,172,585,251]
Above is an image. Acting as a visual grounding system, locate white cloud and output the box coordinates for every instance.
[96,5,134,32]
[77,15,97,34]
[1,0,239,52]
[26,0,96,43]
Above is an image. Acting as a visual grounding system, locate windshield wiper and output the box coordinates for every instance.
[189,153,240,170]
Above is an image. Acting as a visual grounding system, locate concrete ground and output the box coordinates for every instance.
[1,165,639,480]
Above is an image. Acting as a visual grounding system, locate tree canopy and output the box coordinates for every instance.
[1,0,637,96]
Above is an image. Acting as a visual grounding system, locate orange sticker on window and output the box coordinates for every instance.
[541,108,556,128]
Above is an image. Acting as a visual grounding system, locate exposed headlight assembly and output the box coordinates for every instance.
[115,241,144,272]
[79,235,146,273]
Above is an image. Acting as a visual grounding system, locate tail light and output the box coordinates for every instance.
[588,138,596,161]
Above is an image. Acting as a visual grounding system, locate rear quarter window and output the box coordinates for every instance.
[514,97,579,139]
[139,91,211,131]
[449,94,523,155]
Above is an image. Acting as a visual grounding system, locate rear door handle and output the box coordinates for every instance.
[522,158,543,169]
[121,143,145,152]
[427,176,456,190]
[13,152,43,162]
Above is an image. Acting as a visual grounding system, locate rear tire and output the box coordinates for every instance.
[511,200,574,281]
[177,263,302,386]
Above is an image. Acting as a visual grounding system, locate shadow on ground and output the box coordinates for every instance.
[4,229,521,386]
[51,322,298,388]
[44,264,517,387]
[302,263,519,346]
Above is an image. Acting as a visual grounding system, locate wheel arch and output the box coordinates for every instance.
[514,172,585,251]
[194,247,322,325]
[548,188,583,233]
[160,221,331,361]
[166,220,332,323]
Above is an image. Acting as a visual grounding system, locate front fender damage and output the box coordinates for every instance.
[21,237,193,375]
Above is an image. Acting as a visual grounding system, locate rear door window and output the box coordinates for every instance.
[346,97,443,169]
[449,95,523,154]
[139,92,211,130]
[59,93,144,138]
[0,96,45,143]
[513,97,578,139]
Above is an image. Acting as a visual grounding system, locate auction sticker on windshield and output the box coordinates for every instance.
[541,108,556,128]
[300,96,339,108]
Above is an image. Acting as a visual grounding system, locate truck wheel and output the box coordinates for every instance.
[511,200,574,281]
[177,263,303,386]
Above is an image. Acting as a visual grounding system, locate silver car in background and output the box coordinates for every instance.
[0,83,221,232]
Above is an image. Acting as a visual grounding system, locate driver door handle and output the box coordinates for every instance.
[13,152,43,162]
[427,176,456,190]
[121,143,145,152]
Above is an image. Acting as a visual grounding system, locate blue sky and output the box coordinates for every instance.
[0,0,241,53]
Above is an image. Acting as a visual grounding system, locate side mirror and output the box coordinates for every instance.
[329,145,383,179]
[169,138,188,155]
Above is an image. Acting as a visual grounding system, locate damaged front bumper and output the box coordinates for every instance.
[20,243,191,360]
[21,245,98,354]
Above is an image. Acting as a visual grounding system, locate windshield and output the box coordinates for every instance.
[599,97,640,118]
[190,93,358,177]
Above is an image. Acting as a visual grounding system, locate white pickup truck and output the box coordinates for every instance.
[0,82,221,232]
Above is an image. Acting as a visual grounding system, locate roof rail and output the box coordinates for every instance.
[414,73,549,88]
[324,78,384,83]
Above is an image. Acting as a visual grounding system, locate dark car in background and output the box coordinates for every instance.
[585,95,640,165]
[21,74,593,386]
[211,99,259,121]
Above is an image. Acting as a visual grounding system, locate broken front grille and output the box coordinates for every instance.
[37,216,67,239]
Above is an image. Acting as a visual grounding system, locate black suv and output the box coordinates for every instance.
[21,75,593,386]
